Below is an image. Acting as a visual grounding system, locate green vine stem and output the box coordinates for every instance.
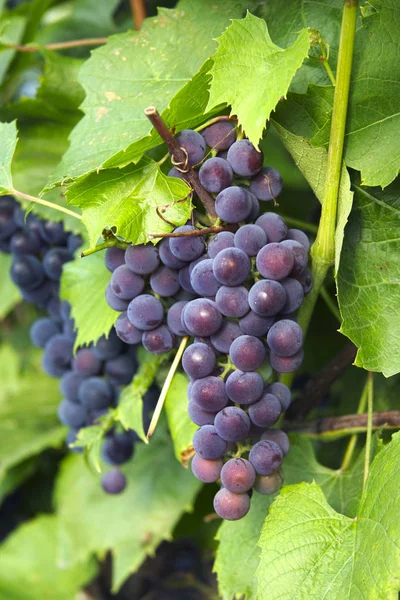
[80,239,129,258]
[12,189,83,221]
[363,372,374,490]
[7,37,108,52]
[341,374,369,471]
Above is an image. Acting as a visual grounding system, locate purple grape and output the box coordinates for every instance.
[193,425,228,459]
[199,157,233,193]
[169,226,205,262]
[39,220,67,245]
[248,280,286,316]
[142,325,174,354]
[30,317,61,348]
[127,294,164,331]
[270,348,304,373]
[210,320,241,353]
[214,406,250,442]
[59,371,86,403]
[102,470,127,494]
[213,488,250,520]
[249,440,283,476]
[265,382,291,411]
[188,400,216,426]
[261,430,290,455]
[190,259,220,296]
[227,139,263,177]
[183,299,222,337]
[239,311,274,336]
[246,191,260,221]
[220,458,256,493]
[10,230,41,255]
[255,213,287,242]
[102,435,134,465]
[73,348,102,376]
[20,280,52,307]
[248,392,281,428]
[182,343,216,379]
[254,470,283,495]
[225,370,264,405]
[168,166,188,181]
[281,239,308,276]
[213,247,250,286]
[281,278,304,313]
[105,247,126,272]
[167,301,189,336]
[229,335,266,371]
[188,254,209,276]
[190,376,228,412]
[178,265,196,294]
[93,330,123,360]
[78,377,114,410]
[267,319,303,357]
[215,186,252,223]
[207,231,235,259]
[42,334,74,377]
[105,354,136,385]
[43,248,72,281]
[202,121,236,150]
[296,268,313,294]
[150,266,180,297]
[111,265,144,300]
[249,167,283,201]
[158,238,187,269]
[286,228,310,252]
[58,399,87,428]
[67,233,82,254]
[11,255,44,290]
[174,129,206,166]
[234,224,267,257]
[0,196,17,239]
[125,244,159,275]
[191,454,222,483]
[215,285,249,318]
[256,243,294,281]
[106,283,130,311]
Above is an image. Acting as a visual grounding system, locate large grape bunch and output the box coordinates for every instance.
[104,122,313,518]
[0,197,157,495]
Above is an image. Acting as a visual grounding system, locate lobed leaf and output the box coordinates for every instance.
[165,372,197,465]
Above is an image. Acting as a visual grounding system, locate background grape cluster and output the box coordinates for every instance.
[0,196,157,494]
[104,122,313,519]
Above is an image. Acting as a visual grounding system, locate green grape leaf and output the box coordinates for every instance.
[256,432,400,599]
[0,15,26,86]
[207,13,310,146]
[60,251,116,349]
[0,254,21,320]
[0,458,37,506]
[54,427,201,591]
[0,120,17,194]
[37,51,85,113]
[165,372,197,465]
[66,158,191,246]
[47,0,247,185]
[337,178,400,376]
[0,515,97,600]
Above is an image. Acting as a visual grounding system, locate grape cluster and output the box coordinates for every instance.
[104,122,313,518]
[0,196,156,495]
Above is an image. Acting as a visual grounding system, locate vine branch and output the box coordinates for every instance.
[130,0,146,29]
[148,224,236,239]
[7,38,108,52]
[80,240,129,258]
[12,189,82,221]
[144,106,217,219]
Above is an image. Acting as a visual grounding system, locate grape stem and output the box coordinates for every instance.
[147,336,189,439]
[362,372,374,491]
[194,115,237,133]
[7,38,108,52]
[148,224,236,239]
[80,240,129,258]
[340,374,369,471]
[144,106,217,219]
[12,188,83,221]
[130,0,146,29]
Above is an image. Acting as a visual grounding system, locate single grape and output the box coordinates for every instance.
[30,317,61,348]
[111,265,145,300]
[105,247,126,272]
[256,242,294,281]
[158,238,187,269]
[261,430,290,455]
[213,488,250,520]
[254,470,283,495]
[150,265,180,297]
[183,298,222,337]
[11,255,45,290]
[269,348,304,373]
[190,376,228,412]
[199,157,233,193]
[221,458,256,493]
[239,310,274,336]
[249,167,283,201]
[280,239,308,276]
[174,129,207,165]
[178,265,197,294]
[167,301,189,336]
[213,247,250,286]
[127,294,164,331]
[125,243,159,275]
[267,319,303,357]
[227,139,263,177]
[105,354,137,385]
[101,470,127,494]
[188,400,216,426]
[168,166,188,181]
[246,190,260,222]
[286,228,310,252]
[46,295,62,320]
[214,406,250,442]
[102,435,134,465]
[210,320,241,353]
[10,230,41,255]
[20,280,52,307]
[72,348,102,376]
[188,254,209,276]
[234,224,267,257]
[169,226,205,261]
[106,283,130,311]
[43,248,72,281]
[192,425,227,459]
[78,377,114,410]
[207,231,235,259]
[0,196,17,240]
[215,285,249,318]
[67,233,83,254]
[59,371,86,403]
[296,268,313,294]
[191,454,222,483]
[58,399,87,428]
[255,213,287,242]
[142,325,174,354]
[215,186,252,223]
[182,343,216,379]
[248,280,286,317]
[42,334,74,377]
[249,440,283,476]
[281,278,304,313]
[93,330,124,360]
[190,259,220,297]
[265,382,291,411]
[229,335,266,371]
[202,121,236,150]
[39,220,67,245]
[248,392,282,428]
[225,370,264,405]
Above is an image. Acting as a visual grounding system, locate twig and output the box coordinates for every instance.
[363,372,374,490]
[80,240,129,258]
[12,189,82,221]
[148,224,236,239]
[286,342,357,419]
[144,106,217,219]
[7,38,108,52]
[130,0,146,29]
[341,374,368,471]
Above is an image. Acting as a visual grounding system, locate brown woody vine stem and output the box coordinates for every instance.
[130,0,146,29]
[148,224,236,239]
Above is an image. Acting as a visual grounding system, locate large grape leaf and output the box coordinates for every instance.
[66,157,191,246]
[0,253,21,319]
[54,427,201,591]
[48,0,247,185]
[337,178,400,376]
[0,14,26,86]
[0,515,97,600]
[207,13,310,145]
[165,372,197,466]
[256,432,400,599]
[0,120,17,194]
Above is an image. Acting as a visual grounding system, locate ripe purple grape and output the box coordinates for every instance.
[207,231,235,259]
[193,425,227,459]
[220,458,256,493]
[42,334,74,377]
[10,230,41,255]
[248,280,286,317]
[59,371,86,403]
[270,348,304,373]
[286,228,310,252]
[199,157,233,193]
[261,430,290,455]
[102,435,134,465]
[296,268,313,294]
[105,247,125,272]
[213,488,250,520]
[105,354,136,385]
[225,370,264,405]
[167,301,189,336]
[254,470,283,495]
[127,294,164,331]
[248,392,282,428]
[142,325,174,354]
[58,399,87,428]
[281,239,308,276]
[249,167,283,201]
[106,283,130,311]
[150,266,180,297]
[214,406,250,442]
[213,247,250,286]
[188,400,216,426]
[178,265,196,294]
[93,330,123,360]
[215,285,249,318]
[111,265,145,300]
[190,376,228,412]
[158,238,187,269]
[249,440,283,476]
[169,226,205,261]
[190,259,220,296]
[215,186,252,223]
[11,255,45,290]
[39,220,67,245]
[182,343,216,379]
[78,377,114,410]
[281,277,304,313]
[229,335,266,371]
[191,454,222,483]
[239,311,274,336]
[265,382,291,411]
[124,243,159,275]
[227,139,263,177]
[267,319,303,357]
[234,224,267,257]
[43,248,72,281]
[256,243,294,281]
[168,166,188,181]
[202,121,236,150]
[73,348,102,376]
[30,317,61,348]
[0,196,17,240]
[255,213,287,242]
[210,320,241,353]
[174,129,206,165]
[183,299,222,337]
[101,470,127,494]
